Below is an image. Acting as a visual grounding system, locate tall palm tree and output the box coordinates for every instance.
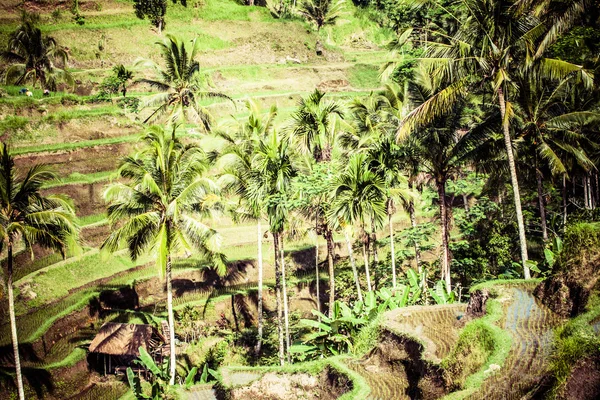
[138,35,231,128]
[2,21,72,90]
[249,130,297,365]
[298,0,344,54]
[289,89,344,317]
[367,136,413,289]
[513,72,600,240]
[214,100,277,356]
[102,128,226,384]
[329,153,387,293]
[399,0,593,278]
[0,143,78,400]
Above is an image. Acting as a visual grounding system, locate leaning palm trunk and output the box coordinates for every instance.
[325,228,335,318]
[280,237,291,363]
[437,178,451,293]
[344,229,362,302]
[361,227,373,292]
[562,174,568,227]
[388,199,397,289]
[408,199,422,273]
[8,243,25,400]
[166,255,177,385]
[314,209,321,316]
[273,232,285,366]
[536,166,548,242]
[255,221,264,355]
[498,87,530,279]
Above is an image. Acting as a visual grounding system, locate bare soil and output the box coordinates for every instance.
[14,142,137,176]
[560,353,600,400]
[228,367,350,400]
[43,181,108,217]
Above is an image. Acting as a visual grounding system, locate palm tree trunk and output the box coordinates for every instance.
[362,226,372,292]
[344,229,362,302]
[280,237,291,363]
[408,199,422,273]
[536,165,548,242]
[325,228,335,319]
[584,174,589,209]
[273,232,285,366]
[8,242,25,400]
[563,174,568,228]
[255,221,264,356]
[594,172,600,207]
[371,216,379,266]
[314,209,321,317]
[498,87,530,279]
[166,254,177,385]
[437,178,451,293]
[388,200,397,289]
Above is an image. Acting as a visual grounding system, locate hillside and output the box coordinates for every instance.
[0,1,599,399]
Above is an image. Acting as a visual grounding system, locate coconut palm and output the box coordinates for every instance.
[289,88,344,317]
[138,35,231,129]
[298,0,344,54]
[398,0,593,278]
[248,130,297,365]
[513,72,600,241]
[0,143,78,400]
[367,136,413,289]
[329,153,387,293]
[101,127,226,384]
[2,21,72,91]
[214,100,277,356]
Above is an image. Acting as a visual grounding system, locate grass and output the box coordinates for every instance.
[12,133,140,155]
[441,287,513,399]
[80,213,108,227]
[44,170,118,189]
[0,290,96,346]
[217,356,370,399]
[16,249,147,309]
[347,64,381,89]
[547,293,600,396]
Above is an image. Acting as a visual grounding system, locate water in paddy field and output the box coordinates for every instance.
[470,287,563,399]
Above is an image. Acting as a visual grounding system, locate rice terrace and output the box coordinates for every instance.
[0,0,599,399]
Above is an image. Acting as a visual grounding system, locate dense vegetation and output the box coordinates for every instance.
[0,0,599,399]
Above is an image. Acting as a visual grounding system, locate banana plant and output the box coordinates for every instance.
[127,347,200,398]
[127,347,169,400]
[292,300,367,358]
[428,280,455,304]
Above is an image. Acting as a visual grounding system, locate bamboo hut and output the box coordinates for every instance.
[88,322,167,375]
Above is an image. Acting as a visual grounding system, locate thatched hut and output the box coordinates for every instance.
[88,322,167,375]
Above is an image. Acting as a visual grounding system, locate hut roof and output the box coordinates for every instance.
[89,322,155,356]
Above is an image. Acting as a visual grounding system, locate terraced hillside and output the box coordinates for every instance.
[466,286,563,399]
[0,1,401,398]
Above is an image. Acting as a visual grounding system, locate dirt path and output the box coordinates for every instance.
[468,287,562,399]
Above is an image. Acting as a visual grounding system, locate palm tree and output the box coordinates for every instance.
[289,88,343,317]
[513,72,600,241]
[214,100,277,356]
[2,21,72,91]
[329,153,387,293]
[398,0,593,278]
[0,143,78,400]
[249,130,297,365]
[367,136,412,289]
[138,35,231,129]
[298,0,344,54]
[101,127,226,384]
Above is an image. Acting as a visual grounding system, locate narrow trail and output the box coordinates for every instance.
[468,287,562,399]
